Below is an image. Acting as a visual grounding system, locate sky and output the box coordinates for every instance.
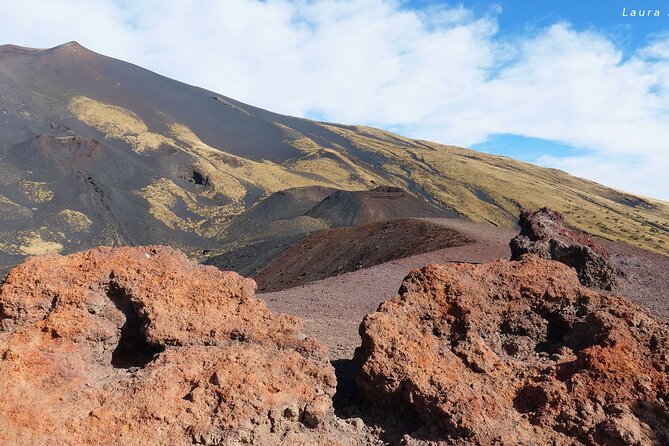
[1,0,669,200]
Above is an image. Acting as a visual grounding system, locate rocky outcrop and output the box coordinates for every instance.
[510,208,618,290]
[354,256,669,445]
[0,246,370,445]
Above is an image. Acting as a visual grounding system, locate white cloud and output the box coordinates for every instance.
[537,154,669,201]
[0,0,668,200]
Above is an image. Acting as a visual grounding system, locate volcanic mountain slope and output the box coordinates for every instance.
[253,218,471,292]
[0,41,668,272]
[224,185,448,243]
[304,186,452,227]
[223,186,336,242]
[204,186,452,278]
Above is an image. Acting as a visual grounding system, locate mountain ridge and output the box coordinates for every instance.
[0,41,667,270]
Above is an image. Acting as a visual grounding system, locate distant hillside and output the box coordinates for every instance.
[204,185,452,275]
[224,186,335,242]
[304,186,450,227]
[253,219,472,292]
[0,41,667,271]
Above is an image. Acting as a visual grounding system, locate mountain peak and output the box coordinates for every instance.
[60,40,83,48]
[0,41,92,59]
[50,41,89,53]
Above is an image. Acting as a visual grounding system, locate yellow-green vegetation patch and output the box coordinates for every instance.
[275,122,326,154]
[272,123,324,155]
[288,136,323,154]
[68,96,172,153]
[288,148,386,189]
[273,122,302,138]
[316,123,669,256]
[18,179,54,203]
[0,229,63,256]
[0,195,33,221]
[19,233,63,256]
[136,178,235,238]
[58,209,93,232]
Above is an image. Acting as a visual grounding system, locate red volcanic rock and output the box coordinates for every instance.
[0,246,365,445]
[354,256,669,445]
[510,208,618,290]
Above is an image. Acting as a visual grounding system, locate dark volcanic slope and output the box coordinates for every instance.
[305,186,452,227]
[220,185,452,243]
[254,218,472,292]
[0,41,668,269]
[203,234,306,278]
[224,186,335,241]
[0,43,303,162]
[205,185,453,277]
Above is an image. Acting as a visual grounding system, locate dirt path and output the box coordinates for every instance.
[599,238,669,321]
[260,218,516,359]
[260,218,669,360]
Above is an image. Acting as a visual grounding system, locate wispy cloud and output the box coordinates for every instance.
[1,0,668,199]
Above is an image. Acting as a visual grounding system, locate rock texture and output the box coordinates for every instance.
[0,246,369,446]
[510,207,618,290]
[354,256,669,445]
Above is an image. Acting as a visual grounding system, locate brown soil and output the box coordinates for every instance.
[254,218,472,292]
[260,218,669,360]
[599,238,669,321]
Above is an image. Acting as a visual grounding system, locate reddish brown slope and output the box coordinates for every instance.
[355,256,669,444]
[253,218,472,292]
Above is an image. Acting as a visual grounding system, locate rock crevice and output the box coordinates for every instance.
[0,246,371,445]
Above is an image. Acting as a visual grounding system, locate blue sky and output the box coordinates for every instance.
[1,0,668,199]
[404,0,667,49]
[400,0,669,169]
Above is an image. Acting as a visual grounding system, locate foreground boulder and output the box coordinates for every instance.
[0,246,364,445]
[510,207,618,290]
[354,256,669,445]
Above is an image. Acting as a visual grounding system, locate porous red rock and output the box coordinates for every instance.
[510,208,618,290]
[354,256,669,445]
[0,246,365,446]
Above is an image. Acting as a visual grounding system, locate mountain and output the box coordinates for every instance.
[303,186,450,227]
[203,186,453,279]
[0,41,667,273]
[252,218,471,292]
[223,185,448,242]
[223,186,336,243]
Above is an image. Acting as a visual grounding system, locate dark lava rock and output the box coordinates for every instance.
[510,208,618,290]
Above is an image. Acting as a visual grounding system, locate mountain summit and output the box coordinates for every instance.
[0,42,667,271]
